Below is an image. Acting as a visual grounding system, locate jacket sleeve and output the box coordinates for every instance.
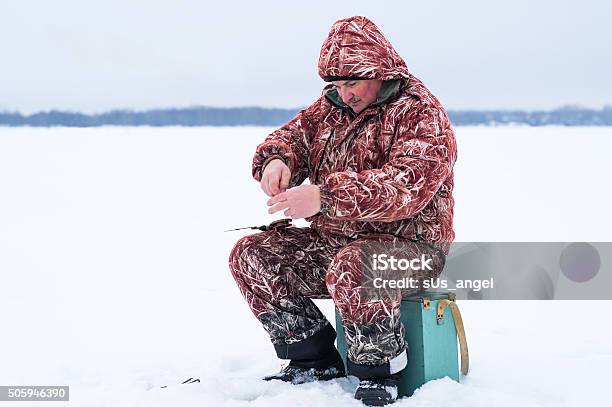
[252,99,321,187]
[318,102,457,222]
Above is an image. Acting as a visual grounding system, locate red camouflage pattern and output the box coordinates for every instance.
[229,16,456,374]
[318,16,410,81]
[229,223,445,369]
[253,16,456,255]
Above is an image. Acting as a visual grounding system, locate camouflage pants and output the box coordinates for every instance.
[228,224,445,378]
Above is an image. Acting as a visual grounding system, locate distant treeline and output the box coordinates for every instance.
[1,106,612,127]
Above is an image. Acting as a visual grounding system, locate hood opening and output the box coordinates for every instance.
[324,79,403,111]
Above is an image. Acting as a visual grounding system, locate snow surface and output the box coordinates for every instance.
[0,126,610,407]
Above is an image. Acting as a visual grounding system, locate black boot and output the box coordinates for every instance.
[263,347,346,384]
[354,372,401,406]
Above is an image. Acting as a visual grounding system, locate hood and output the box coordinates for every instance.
[318,16,410,82]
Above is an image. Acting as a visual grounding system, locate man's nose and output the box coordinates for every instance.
[340,89,353,103]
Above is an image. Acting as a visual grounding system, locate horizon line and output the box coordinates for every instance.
[2,104,612,116]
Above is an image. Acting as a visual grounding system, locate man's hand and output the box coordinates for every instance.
[261,159,291,197]
[267,185,321,219]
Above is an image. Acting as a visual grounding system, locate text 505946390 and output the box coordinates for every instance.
[0,386,69,401]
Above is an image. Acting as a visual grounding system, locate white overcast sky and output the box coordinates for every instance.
[1,0,610,113]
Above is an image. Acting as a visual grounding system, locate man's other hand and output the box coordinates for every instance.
[261,159,291,197]
[267,185,321,219]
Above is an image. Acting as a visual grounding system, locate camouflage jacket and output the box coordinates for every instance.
[252,16,457,254]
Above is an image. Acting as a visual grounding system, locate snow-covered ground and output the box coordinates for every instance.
[0,126,610,406]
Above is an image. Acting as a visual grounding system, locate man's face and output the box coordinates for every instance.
[332,79,383,114]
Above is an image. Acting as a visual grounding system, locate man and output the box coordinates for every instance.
[229,16,456,406]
